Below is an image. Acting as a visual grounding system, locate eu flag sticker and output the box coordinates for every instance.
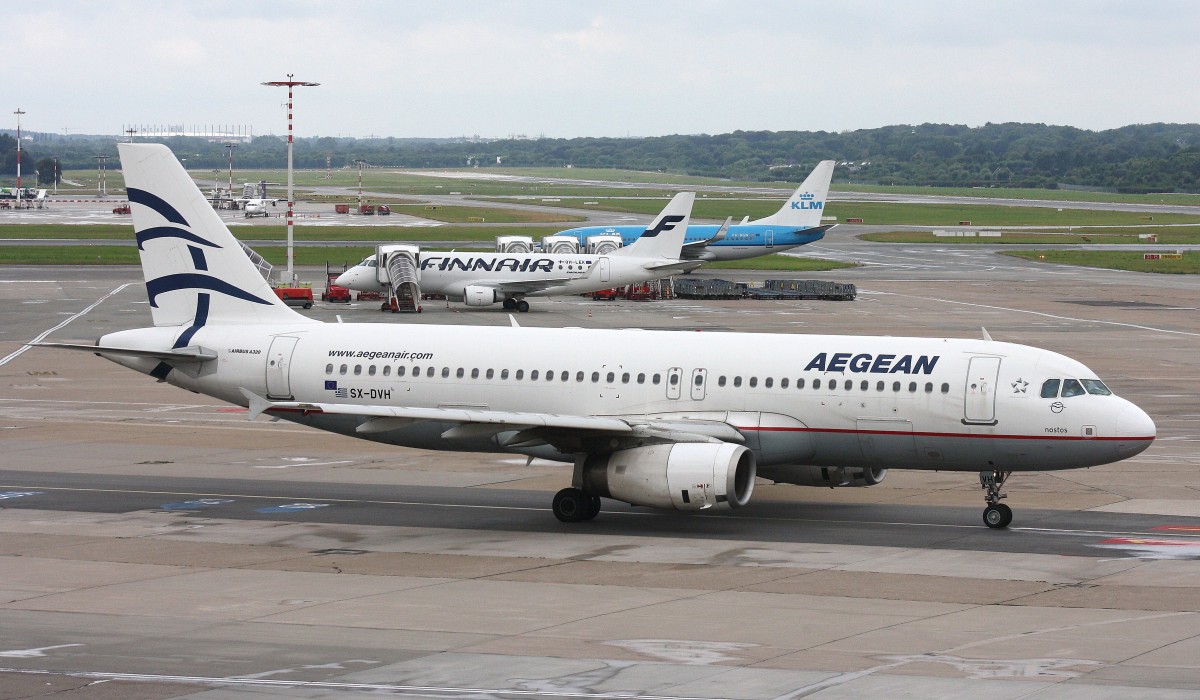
[325,380,338,391]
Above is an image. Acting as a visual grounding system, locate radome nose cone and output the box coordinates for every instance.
[334,273,351,287]
[1117,403,1156,440]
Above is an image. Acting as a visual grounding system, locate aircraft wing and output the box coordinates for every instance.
[240,389,743,449]
[679,217,732,260]
[490,277,574,294]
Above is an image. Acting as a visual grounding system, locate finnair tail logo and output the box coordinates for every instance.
[642,214,686,238]
[790,192,823,210]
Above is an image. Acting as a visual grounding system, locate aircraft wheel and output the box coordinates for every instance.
[516,300,530,313]
[502,298,517,310]
[552,488,590,523]
[584,495,602,521]
[983,503,1013,529]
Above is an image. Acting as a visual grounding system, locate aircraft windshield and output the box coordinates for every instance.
[1041,377,1112,398]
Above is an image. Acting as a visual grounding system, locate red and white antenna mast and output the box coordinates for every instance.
[261,73,320,284]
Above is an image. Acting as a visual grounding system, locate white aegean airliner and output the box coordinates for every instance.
[38,144,1156,529]
[333,192,702,312]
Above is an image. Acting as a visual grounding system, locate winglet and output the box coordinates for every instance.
[238,387,274,421]
[981,327,993,342]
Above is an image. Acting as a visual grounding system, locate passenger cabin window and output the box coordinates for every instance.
[486,369,494,379]
[813,379,821,389]
[426,367,435,378]
[606,372,615,383]
[622,372,630,384]
[456,368,464,378]
[1061,379,1086,397]
[843,379,852,390]
[718,376,727,387]
[530,370,538,380]
[339,364,347,375]
[383,366,391,377]
[501,369,510,380]
[637,373,646,384]
[397,366,406,377]
[749,377,757,388]
[796,378,805,389]
[652,374,661,385]
[368,365,376,376]
[442,367,450,378]
[1041,379,1060,398]
[941,383,950,393]
[354,365,362,376]
[592,372,600,383]
[781,378,789,389]
[325,363,333,375]
[471,368,479,379]
[733,377,742,388]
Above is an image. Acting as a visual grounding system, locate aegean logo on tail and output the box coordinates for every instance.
[129,187,274,310]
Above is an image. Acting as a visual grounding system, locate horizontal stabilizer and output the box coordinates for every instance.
[34,341,217,362]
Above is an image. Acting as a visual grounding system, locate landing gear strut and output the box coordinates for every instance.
[552,487,601,522]
[502,298,531,313]
[980,469,1013,529]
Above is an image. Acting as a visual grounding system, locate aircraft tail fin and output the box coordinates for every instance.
[117,143,311,330]
[749,160,835,227]
[613,191,695,259]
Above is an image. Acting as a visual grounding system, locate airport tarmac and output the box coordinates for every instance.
[1,241,1199,699]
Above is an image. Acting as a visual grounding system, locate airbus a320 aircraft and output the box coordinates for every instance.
[334,192,702,312]
[553,160,837,261]
[39,144,1156,529]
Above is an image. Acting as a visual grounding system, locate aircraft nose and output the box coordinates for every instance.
[1114,401,1156,456]
[334,272,352,287]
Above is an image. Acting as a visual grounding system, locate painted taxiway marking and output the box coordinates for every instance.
[0,667,716,700]
[1,283,136,368]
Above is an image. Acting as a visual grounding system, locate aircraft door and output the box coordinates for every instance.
[666,367,683,400]
[765,229,774,248]
[599,257,611,283]
[690,368,707,400]
[964,356,1001,424]
[265,336,300,399]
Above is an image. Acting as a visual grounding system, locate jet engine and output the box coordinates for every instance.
[580,442,755,511]
[463,285,499,307]
[759,465,887,488]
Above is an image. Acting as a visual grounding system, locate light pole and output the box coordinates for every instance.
[261,73,319,284]
[13,109,24,204]
[355,158,365,208]
[94,155,109,198]
[224,142,237,201]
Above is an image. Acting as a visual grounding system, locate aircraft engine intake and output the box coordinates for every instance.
[761,464,887,488]
[581,442,755,511]
[463,285,499,307]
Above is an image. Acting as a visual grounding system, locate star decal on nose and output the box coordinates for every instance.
[1011,378,1029,393]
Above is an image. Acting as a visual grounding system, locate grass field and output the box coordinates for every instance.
[1001,250,1200,274]
[0,224,567,243]
[860,228,1200,244]
[703,255,857,272]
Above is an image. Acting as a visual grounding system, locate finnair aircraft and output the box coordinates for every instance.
[554,160,836,261]
[334,193,702,312]
[39,144,1156,529]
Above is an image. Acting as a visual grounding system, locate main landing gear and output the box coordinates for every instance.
[552,487,602,522]
[501,298,530,313]
[980,469,1013,529]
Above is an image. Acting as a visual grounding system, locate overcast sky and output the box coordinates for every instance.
[11,1,1199,139]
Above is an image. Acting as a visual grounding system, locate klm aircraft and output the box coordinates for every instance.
[556,160,835,261]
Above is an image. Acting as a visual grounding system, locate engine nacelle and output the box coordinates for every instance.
[759,465,887,488]
[463,285,499,307]
[581,442,755,511]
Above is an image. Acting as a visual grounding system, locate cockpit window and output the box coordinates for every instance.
[1040,379,1060,398]
[1081,379,1112,396]
[1061,379,1086,397]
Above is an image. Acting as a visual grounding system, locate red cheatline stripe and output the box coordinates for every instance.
[744,425,1152,442]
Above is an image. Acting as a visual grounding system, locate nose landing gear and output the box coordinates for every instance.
[980,469,1013,529]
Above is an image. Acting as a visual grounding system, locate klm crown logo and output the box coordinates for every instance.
[790,192,823,210]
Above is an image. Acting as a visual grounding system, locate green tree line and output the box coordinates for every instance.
[6,122,1200,192]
